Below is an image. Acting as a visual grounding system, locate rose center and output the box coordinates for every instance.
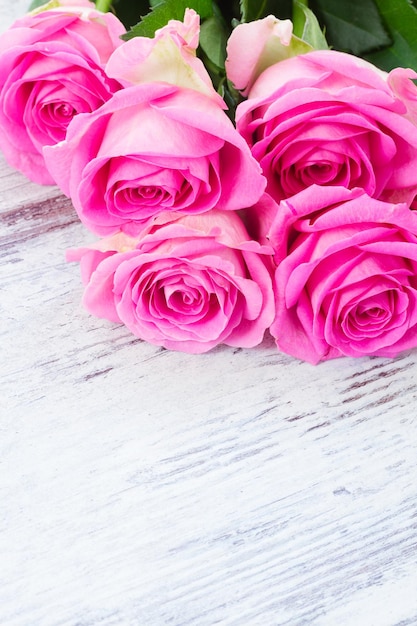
[128,186,166,203]
[343,291,396,340]
[42,101,77,126]
[301,160,340,186]
[358,305,384,319]
[138,186,160,199]
[168,287,203,311]
[110,184,170,218]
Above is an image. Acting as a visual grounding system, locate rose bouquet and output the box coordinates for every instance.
[2,0,417,363]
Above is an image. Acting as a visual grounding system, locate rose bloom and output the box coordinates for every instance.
[44,82,266,236]
[269,185,417,364]
[67,210,275,353]
[233,48,417,206]
[0,0,125,184]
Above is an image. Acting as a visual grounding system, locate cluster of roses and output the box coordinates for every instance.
[2,0,417,363]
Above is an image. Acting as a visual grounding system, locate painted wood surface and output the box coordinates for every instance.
[1,3,417,625]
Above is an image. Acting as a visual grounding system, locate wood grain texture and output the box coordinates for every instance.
[1,4,417,625]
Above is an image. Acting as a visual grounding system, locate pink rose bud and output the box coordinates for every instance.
[268,185,417,363]
[106,8,223,106]
[225,15,294,96]
[67,210,275,353]
[0,0,125,184]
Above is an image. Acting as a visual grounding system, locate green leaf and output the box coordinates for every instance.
[122,0,213,40]
[28,0,59,11]
[292,1,329,49]
[240,0,292,23]
[366,32,417,72]
[199,15,228,69]
[310,0,391,56]
[240,0,266,22]
[365,0,417,71]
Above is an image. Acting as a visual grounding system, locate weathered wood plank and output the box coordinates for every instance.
[0,154,60,213]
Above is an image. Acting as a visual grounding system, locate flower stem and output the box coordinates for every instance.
[95,0,112,12]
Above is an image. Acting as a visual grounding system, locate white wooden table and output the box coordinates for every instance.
[1,4,417,625]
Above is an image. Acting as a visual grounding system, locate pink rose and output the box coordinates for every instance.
[235,50,417,206]
[67,210,275,353]
[225,15,295,97]
[0,0,125,184]
[44,83,266,236]
[269,185,417,363]
[106,8,222,105]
